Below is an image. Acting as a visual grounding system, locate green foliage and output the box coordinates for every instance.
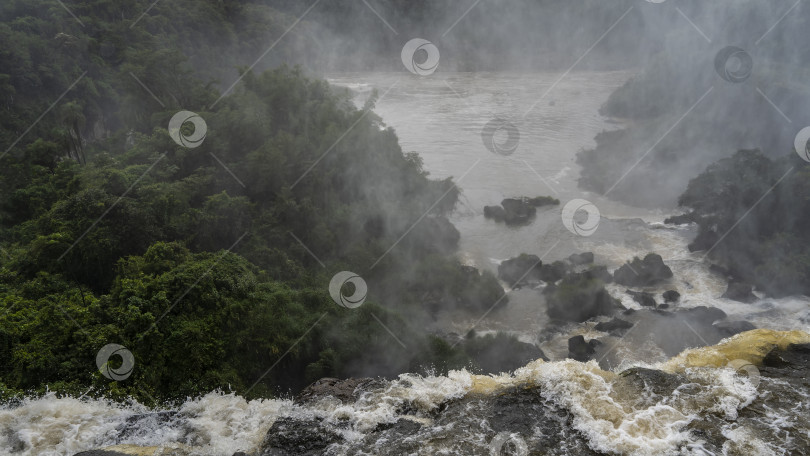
[0,0,510,403]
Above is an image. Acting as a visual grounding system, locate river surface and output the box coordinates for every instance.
[3,71,810,456]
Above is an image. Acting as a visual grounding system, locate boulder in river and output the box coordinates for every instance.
[613,253,673,287]
[500,198,537,224]
[721,281,757,303]
[483,205,506,222]
[545,273,624,322]
[539,260,569,283]
[498,253,542,287]
[663,290,681,303]
[626,289,657,307]
[594,317,634,336]
[484,196,560,225]
[567,335,602,362]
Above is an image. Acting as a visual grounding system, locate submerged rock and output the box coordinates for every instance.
[613,253,673,287]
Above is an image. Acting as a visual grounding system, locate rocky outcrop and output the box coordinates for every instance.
[613,253,673,286]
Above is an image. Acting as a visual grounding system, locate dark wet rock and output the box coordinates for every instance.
[626,290,656,307]
[374,417,422,435]
[663,212,697,225]
[708,263,731,278]
[260,416,343,456]
[567,335,602,362]
[688,229,720,252]
[498,254,542,287]
[613,253,673,286]
[617,367,686,397]
[594,318,634,335]
[663,290,681,303]
[761,343,810,377]
[500,198,537,224]
[483,205,506,221]
[462,332,548,374]
[351,384,601,455]
[526,196,560,207]
[581,265,613,283]
[295,377,382,405]
[721,281,757,303]
[567,252,594,265]
[680,306,727,324]
[539,260,569,283]
[712,320,756,338]
[657,303,669,309]
[544,273,624,322]
[485,197,559,226]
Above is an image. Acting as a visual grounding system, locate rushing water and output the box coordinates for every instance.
[3,72,810,455]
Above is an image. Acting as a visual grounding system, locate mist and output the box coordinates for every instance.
[2,1,810,454]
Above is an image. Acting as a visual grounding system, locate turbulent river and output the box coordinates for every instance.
[3,72,810,456]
